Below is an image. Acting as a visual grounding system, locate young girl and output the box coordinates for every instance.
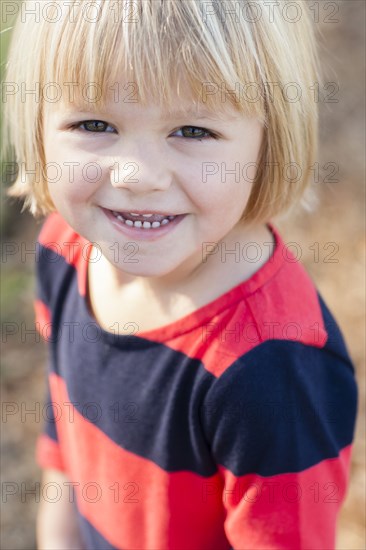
[3,1,358,548]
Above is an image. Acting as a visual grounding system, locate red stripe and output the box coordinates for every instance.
[135,264,328,377]
[218,444,353,549]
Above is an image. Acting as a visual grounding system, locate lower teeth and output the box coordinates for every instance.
[113,212,174,229]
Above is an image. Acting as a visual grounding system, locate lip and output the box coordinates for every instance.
[101,207,187,241]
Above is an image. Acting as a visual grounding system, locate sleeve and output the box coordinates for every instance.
[200,338,358,550]
[34,222,66,472]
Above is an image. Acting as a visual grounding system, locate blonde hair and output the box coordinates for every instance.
[2,0,322,223]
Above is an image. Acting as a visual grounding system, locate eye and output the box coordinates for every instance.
[69,120,116,133]
[172,126,216,140]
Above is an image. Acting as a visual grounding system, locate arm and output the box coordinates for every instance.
[37,469,85,550]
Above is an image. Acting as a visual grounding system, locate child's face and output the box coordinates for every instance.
[43,80,263,281]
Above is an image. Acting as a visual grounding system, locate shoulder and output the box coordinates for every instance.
[200,336,358,476]
[201,222,358,470]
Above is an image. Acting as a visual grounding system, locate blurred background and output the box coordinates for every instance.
[1,1,365,548]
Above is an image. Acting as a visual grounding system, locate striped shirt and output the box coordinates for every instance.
[35,212,358,549]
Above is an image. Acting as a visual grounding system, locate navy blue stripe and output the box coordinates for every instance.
[35,242,74,308]
[201,338,358,477]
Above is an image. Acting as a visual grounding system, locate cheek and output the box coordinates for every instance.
[47,165,88,205]
[45,146,106,204]
[185,170,251,217]
[183,137,261,214]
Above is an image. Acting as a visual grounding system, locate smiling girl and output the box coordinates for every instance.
[2,1,357,549]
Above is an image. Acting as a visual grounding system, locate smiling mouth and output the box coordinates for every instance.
[109,210,181,229]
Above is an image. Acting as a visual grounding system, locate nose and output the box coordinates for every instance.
[108,139,172,193]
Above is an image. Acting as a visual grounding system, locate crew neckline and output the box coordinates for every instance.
[82,222,285,344]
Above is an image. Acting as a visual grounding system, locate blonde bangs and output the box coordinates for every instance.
[37,0,266,119]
